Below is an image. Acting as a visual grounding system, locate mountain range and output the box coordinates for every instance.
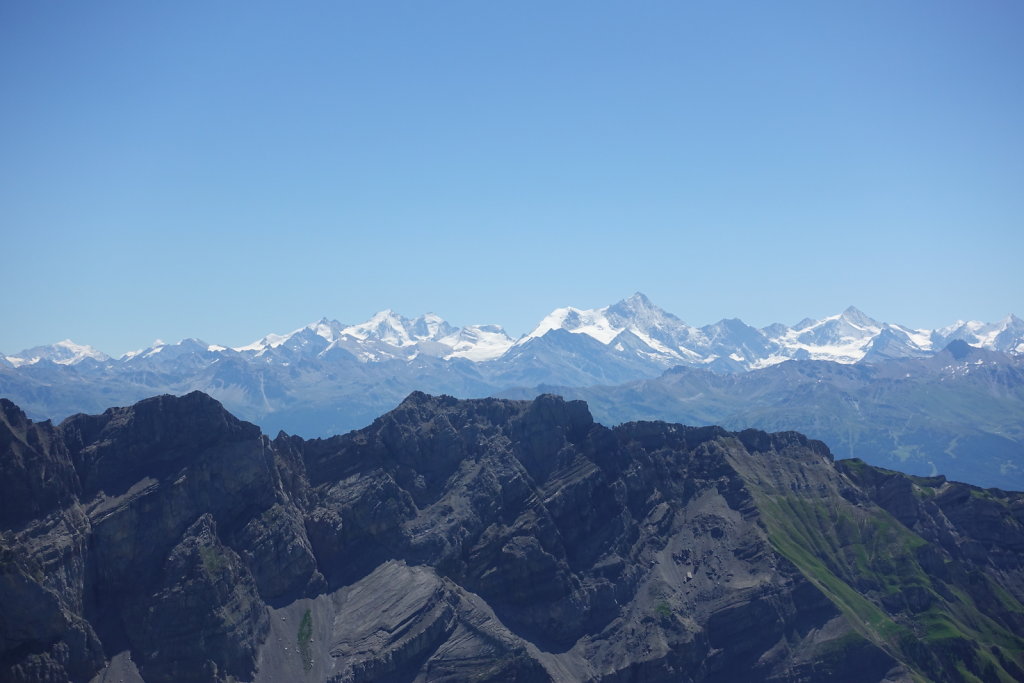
[500,340,1024,490]
[3,391,1024,682]
[2,294,1022,489]
[5,293,1023,373]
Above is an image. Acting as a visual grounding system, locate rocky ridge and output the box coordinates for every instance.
[2,392,1023,682]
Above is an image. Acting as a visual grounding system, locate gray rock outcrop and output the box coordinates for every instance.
[2,391,1023,682]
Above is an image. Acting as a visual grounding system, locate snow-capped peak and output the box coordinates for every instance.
[522,305,620,344]
[522,293,687,345]
[607,291,659,315]
[441,324,514,361]
[519,294,701,363]
[936,313,1024,353]
[760,307,888,364]
[409,313,457,342]
[838,305,880,330]
[342,310,418,346]
[230,310,491,362]
[308,317,345,342]
[234,318,345,353]
[9,299,1019,379]
[5,339,110,367]
[52,339,110,364]
[607,292,687,329]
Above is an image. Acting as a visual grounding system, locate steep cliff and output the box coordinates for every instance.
[1,392,1022,682]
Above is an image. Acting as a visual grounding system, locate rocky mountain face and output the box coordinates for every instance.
[3,392,1024,682]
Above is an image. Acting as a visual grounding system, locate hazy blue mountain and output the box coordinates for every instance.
[500,342,1024,490]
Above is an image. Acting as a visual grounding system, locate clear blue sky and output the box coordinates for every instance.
[2,1,1022,356]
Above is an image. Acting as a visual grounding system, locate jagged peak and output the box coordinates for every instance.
[401,389,433,403]
[999,313,1023,328]
[84,391,260,442]
[618,291,653,308]
[0,396,31,427]
[607,291,681,321]
[367,308,400,321]
[704,317,755,331]
[838,305,880,328]
[841,304,866,316]
[177,337,210,347]
[792,317,817,331]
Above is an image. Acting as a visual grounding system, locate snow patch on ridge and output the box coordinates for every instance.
[442,325,514,361]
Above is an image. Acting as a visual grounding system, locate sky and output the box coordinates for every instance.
[1,1,1022,356]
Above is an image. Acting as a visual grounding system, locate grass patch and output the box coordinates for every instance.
[297,608,314,672]
[969,487,997,501]
[913,483,937,499]
[199,545,227,575]
[752,491,1024,682]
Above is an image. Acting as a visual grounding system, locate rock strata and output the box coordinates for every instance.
[1,392,1023,682]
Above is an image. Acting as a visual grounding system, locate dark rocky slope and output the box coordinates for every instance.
[1,392,1023,682]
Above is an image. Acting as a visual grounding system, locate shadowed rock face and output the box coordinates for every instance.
[1,391,1023,682]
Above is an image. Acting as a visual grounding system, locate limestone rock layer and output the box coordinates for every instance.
[1,391,1023,682]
